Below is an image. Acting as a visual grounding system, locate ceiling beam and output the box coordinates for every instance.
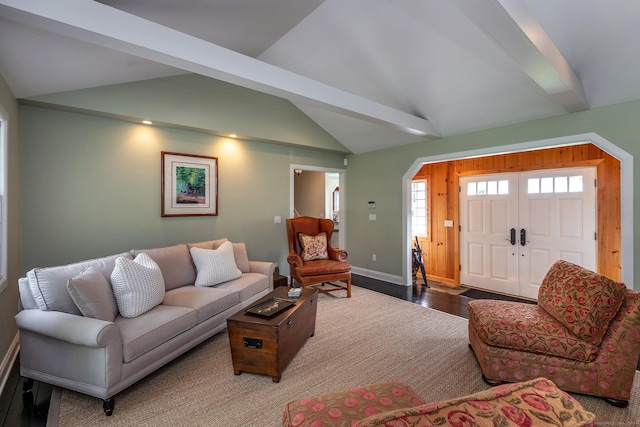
[455,0,589,112]
[0,0,440,138]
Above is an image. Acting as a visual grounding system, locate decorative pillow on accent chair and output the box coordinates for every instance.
[537,259,627,345]
[298,232,329,261]
[67,266,119,322]
[190,241,242,287]
[111,253,165,318]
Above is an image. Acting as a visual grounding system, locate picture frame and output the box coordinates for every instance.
[161,151,218,217]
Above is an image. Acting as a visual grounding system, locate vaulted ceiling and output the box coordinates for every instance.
[1,0,639,153]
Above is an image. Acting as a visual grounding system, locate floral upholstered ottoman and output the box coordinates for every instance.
[282,381,426,427]
[282,378,596,427]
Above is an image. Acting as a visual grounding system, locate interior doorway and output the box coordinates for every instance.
[290,164,346,249]
[402,133,633,289]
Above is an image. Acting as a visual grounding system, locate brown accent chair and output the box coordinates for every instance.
[286,216,351,297]
[468,259,640,408]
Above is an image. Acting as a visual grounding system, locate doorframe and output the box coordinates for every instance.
[402,132,633,287]
[290,164,347,250]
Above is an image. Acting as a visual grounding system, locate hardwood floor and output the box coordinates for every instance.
[1,275,637,425]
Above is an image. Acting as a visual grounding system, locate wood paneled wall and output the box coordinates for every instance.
[413,143,621,285]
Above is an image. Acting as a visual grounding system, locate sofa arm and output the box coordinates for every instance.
[16,309,124,397]
[595,290,640,397]
[249,260,275,277]
[16,309,121,348]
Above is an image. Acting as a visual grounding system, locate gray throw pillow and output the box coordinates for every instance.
[67,266,119,322]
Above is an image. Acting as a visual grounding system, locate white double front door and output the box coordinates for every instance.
[460,167,596,299]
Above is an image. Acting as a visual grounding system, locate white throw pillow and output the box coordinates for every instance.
[190,241,242,287]
[110,253,165,318]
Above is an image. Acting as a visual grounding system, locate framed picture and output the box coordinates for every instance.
[161,151,218,217]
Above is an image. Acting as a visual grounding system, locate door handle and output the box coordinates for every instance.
[509,228,516,245]
[520,228,527,246]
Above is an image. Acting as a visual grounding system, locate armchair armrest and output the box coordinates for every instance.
[328,247,348,261]
[16,309,120,347]
[287,251,303,267]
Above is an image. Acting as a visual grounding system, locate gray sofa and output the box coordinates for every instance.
[15,238,274,415]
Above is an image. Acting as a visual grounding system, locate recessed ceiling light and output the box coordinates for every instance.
[142,120,153,125]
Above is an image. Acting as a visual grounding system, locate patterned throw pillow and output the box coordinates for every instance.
[67,266,119,322]
[299,232,329,261]
[538,259,627,345]
[190,241,242,287]
[111,253,165,318]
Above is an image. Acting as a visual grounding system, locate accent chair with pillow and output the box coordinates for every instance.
[468,259,640,407]
[286,216,351,297]
[16,238,274,415]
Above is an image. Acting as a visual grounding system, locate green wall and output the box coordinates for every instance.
[346,100,640,290]
[28,74,349,154]
[20,106,345,274]
[0,73,20,366]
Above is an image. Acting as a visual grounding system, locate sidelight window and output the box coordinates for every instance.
[411,180,427,237]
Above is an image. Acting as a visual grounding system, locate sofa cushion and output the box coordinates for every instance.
[297,259,351,276]
[282,381,426,427]
[67,266,119,322]
[232,242,251,273]
[538,260,627,345]
[111,253,165,318]
[190,242,242,287]
[133,244,196,291]
[358,378,596,427]
[298,232,329,261]
[468,300,600,362]
[187,238,229,251]
[116,305,197,363]
[214,272,270,301]
[26,252,132,315]
[163,286,239,323]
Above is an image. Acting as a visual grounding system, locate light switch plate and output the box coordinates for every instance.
[369,214,377,221]
[444,220,453,227]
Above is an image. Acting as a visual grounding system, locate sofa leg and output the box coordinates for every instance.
[103,397,115,416]
[22,377,34,393]
[604,397,628,408]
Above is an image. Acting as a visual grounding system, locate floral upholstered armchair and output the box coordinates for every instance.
[286,216,351,297]
[468,259,640,407]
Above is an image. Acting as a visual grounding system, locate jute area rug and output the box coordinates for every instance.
[53,286,640,426]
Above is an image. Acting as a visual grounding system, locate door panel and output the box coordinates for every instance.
[460,174,518,294]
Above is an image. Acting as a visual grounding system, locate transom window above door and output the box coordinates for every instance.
[527,175,584,194]
[466,180,509,196]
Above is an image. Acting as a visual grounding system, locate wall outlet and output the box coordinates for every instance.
[372,254,377,261]
[369,214,376,221]
[274,216,282,224]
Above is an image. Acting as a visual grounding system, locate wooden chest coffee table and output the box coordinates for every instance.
[226,287,318,382]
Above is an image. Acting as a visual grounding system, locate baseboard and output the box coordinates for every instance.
[351,267,405,286]
[0,333,19,398]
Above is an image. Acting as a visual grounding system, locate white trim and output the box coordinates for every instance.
[351,266,404,286]
[0,104,8,294]
[402,133,634,287]
[290,164,347,250]
[0,333,19,397]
